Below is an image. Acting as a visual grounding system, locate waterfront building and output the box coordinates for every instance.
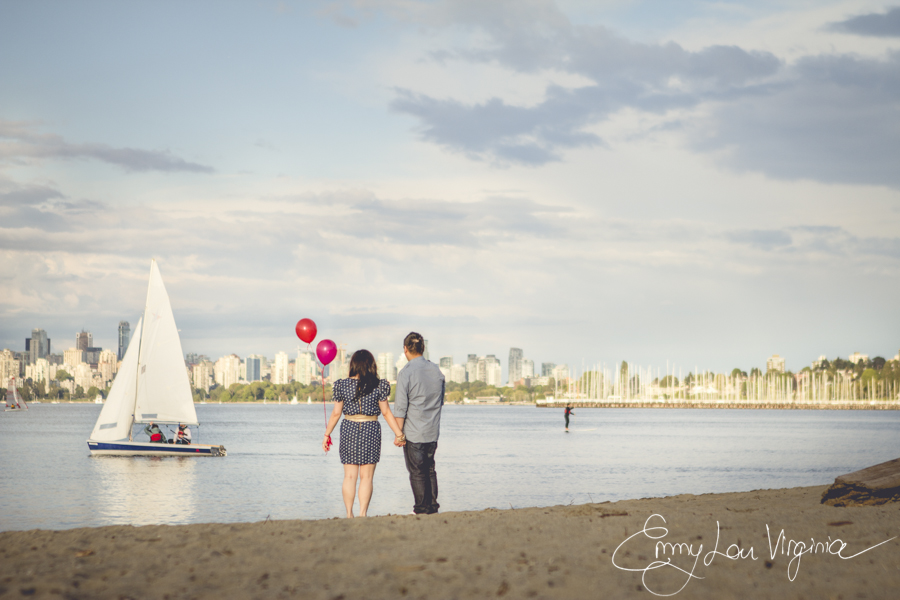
[766,354,786,373]
[439,356,453,370]
[474,355,502,386]
[214,354,242,388]
[396,353,409,375]
[295,351,316,385]
[377,352,396,382]
[449,364,467,384]
[25,328,50,365]
[273,352,291,385]
[64,347,86,368]
[98,350,117,385]
[85,347,102,368]
[848,352,869,365]
[192,360,215,392]
[522,358,534,379]
[117,322,130,361]
[1,349,21,383]
[508,348,523,386]
[541,362,556,377]
[245,355,262,382]
[465,354,477,383]
[25,357,51,385]
[76,330,92,352]
[423,339,429,361]
[812,355,827,369]
[74,363,94,392]
[551,364,569,382]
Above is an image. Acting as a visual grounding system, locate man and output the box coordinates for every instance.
[393,331,445,515]
[144,422,167,443]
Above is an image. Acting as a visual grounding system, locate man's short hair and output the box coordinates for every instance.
[403,332,425,355]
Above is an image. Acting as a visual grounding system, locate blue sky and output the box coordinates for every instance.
[2,0,899,378]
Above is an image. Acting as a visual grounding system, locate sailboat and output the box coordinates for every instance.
[86,260,226,457]
[4,378,28,411]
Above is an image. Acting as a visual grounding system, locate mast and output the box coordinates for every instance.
[129,260,153,441]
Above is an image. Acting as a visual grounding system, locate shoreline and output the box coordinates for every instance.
[2,484,898,599]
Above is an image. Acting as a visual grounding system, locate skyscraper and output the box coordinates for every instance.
[377,352,396,381]
[466,354,477,383]
[541,362,556,377]
[508,348,523,386]
[245,355,262,382]
[273,352,291,385]
[76,330,92,351]
[295,350,316,385]
[439,356,453,369]
[26,328,50,365]
[117,321,131,361]
[423,339,430,361]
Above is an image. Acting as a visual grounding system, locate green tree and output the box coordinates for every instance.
[86,386,100,400]
[56,369,73,381]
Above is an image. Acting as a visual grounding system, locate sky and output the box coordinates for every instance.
[1,0,898,379]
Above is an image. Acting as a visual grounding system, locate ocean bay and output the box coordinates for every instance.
[1,404,898,532]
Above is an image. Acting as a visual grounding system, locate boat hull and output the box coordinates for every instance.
[87,440,226,456]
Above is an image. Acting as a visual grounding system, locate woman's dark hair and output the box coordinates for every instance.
[403,332,425,355]
[349,350,379,400]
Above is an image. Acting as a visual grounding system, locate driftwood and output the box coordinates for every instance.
[821,457,900,506]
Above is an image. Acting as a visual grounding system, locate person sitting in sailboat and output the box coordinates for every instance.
[175,424,192,445]
[144,422,167,443]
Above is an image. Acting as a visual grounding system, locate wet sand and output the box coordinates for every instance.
[1,485,898,599]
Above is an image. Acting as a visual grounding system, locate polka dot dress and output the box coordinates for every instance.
[335,378,391,465]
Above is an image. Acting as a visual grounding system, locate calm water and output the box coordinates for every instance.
[1,404,898,531]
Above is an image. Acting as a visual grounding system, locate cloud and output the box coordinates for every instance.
[0,121,214,173]
[381,1,898,188]
[726,229,793,250]
[692,51,900,188]
[829,6,900,38]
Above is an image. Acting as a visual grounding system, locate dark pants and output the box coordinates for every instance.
[403,441,439,514]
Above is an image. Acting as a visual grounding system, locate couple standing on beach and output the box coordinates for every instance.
[322,332,445,517]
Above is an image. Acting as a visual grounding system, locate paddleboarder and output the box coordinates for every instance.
[564,404,574,431]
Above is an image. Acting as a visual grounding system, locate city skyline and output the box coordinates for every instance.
[2,2,898,374]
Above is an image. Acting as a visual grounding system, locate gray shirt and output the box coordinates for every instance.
[393,356,445,443]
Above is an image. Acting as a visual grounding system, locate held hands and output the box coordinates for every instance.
[393,433,406,447]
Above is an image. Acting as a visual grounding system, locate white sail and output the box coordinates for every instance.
[134,260,199,425]
[89,318,143,441]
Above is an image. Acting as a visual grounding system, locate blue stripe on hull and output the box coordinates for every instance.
[87,440,226,456]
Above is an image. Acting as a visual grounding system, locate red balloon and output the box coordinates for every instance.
[316,339,337,366]
[295,318,317,344]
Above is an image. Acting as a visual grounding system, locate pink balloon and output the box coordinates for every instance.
[316,339,337,366]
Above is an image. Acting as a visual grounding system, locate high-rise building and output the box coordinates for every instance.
[25,357,52,385]
[449,364,467,383]
[396,353,409,376]
[98,350,118,385]
[522,358,534,379]
[466,354,477,383]
[192,360,215,392]
[273,352,291,385]
[423,339,429,361]
[246,355,262,382]
[848,352,868,365]
[551,364,569,382]
[508,348,523,386]
[377,352,396,382]
[0,349,21,384]
[214,354,242,388]
[766,355,786,373]
[295,351,317,385]
[117,322,130,361]
[64,347,86,368]
[541,362,556,377]
[26,328,50,365]
[76,330,92,352]
[85,347,102,368]
[439,356,453,370]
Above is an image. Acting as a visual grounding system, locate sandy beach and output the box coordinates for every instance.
[2,484,898,599]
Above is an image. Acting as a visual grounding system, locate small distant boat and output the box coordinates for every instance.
[93,396,103,404]
[307,395,312,404]
[4,379,28,412]
[86,260,226,457]
[290,395,298,405]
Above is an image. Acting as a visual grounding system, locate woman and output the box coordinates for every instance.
[323,350,406,518]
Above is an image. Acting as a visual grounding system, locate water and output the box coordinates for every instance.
[1,404,898,531]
